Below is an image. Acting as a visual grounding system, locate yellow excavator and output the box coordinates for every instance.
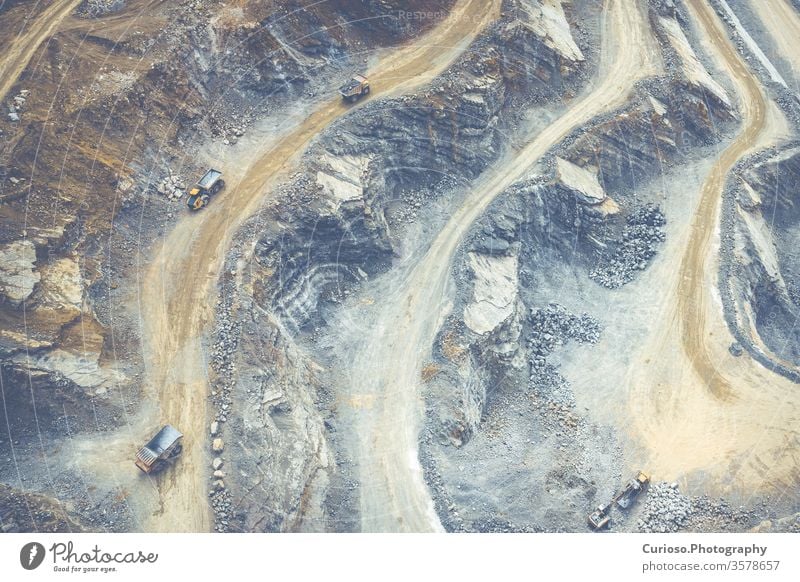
[187,169,225,210]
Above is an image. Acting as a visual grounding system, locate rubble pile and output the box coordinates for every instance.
[637,482,693,533]
[6,89,29,122]
[207,251,244,532]
[155,170,186,200]
[526,303,601,405]
[76,0,126,18]
[209,110,254,146]
[590,204,666,288]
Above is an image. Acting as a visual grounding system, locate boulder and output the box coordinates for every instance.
[463,252,519,335]
[555,157,606,205]
[0,240,39,304]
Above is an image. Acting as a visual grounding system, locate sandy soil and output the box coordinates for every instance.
[625,0,800,502]
[135,0,502,533]
[338,0,660,532]
[0,0,82,102]
[749,0,800,85]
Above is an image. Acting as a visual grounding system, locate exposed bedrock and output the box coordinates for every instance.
[222,0,596,530]
[253,0,594,332]
[420,1,741,531]
[0,0,456,444]
[427,73,734,445]
[721,145,800,373]
[211,289,336,532]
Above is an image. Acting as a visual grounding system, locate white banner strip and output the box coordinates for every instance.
[1,533,798,581]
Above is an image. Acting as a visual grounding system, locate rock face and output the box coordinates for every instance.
[221,313,335,532]
[464,252,519,335]
[721,145,800,371]
[255,166,393,332]
[555,157,620,218]
[0,240,39,305]
[555,157,605,204]
[35,257,83,315]
[315,153,371,210]
[11,349,124,396]
[658,16,732,110]
[515,0,585,63]
[254,0,589,332]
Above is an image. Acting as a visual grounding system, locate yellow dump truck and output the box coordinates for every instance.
[614,471,650,509]
[187,169,225,210]
[587,471,650,531]
[339,74,370,102]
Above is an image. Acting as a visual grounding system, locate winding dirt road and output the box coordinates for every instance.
[343,0,659,532]
[627,0,800,499]
[138,0,502,532]
[677,0,767,400]
[0,0,82,102]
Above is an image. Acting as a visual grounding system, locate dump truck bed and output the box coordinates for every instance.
[339,75,368,95]
[197,169,222,189]
[144,425,182,454]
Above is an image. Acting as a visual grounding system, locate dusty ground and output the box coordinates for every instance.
[135,0,503,532]
[624,0,800,502]
[333,0,660,532]
[749,0,800,85]
[0,0,82,102]
[2,0,799,533]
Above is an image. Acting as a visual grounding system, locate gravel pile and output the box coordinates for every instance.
[7,89,29,122]
[209,110,253,145]
[76,0,125,18]
[526,303,601,405]
[637,482,692,533]
[155,170,185,200]
[590,204,666,288]
[207,250,244,532]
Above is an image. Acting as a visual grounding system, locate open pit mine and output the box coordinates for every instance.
[0,0,799,534]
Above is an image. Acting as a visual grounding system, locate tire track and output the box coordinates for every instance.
[138,0,502,532]
[0,0,82,103]
[626,0,800,499]
[343,0,659,532]
[677,0,766,399]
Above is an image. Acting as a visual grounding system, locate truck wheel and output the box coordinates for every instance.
[364,86,370,95]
